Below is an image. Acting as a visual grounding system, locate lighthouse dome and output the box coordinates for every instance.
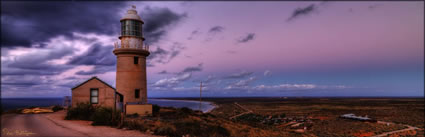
[121,5,143,22]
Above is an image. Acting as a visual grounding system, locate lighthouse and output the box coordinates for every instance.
[113,6,150,105]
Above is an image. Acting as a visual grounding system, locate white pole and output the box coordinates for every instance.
[199,82,202,112]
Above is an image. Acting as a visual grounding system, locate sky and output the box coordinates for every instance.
[1,1,423,98]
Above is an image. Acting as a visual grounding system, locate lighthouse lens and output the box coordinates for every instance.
[121,20,142,37]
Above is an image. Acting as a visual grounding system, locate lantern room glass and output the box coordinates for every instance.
[121,20,143,37]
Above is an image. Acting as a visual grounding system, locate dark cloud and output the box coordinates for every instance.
[68,44,116,66]
[224,70,253,79]
[147,47,170,66]
[181,63,203,73]
[142,6,187,45]
[187,29,200,40]
[1,2,186,48]
[1,75,53,88]
[7,48,74,69]
[168,63,205,75]
[1,2,125,48]
[208,26,224,34]
[147,43,185,66]
[1,68,60,75]
[237,33,255,43]
[287,4,316,22]
[1,81,40,86]
[2,46,75,76]
[204,26,225,42]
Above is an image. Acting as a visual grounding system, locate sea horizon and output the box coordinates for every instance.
[1,98,217,112]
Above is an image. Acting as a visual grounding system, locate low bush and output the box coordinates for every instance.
[91,107,121,126]
[152,104,160,116]
[65,102,95,120]
[207,124,230,137]
[52,105,64,112]
[127,113,139,118]
[174,119,202,136]
[154,123,177,136]
[173,119,230,137]
[180,107,193,114]
[65,102,120,126]
[124,120,149,132]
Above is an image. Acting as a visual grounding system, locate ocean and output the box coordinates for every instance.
[1,98,216,113]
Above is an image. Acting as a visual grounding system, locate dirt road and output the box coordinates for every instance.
[1,111,156,137]
[1,113,86,137]
[372,121,421,137]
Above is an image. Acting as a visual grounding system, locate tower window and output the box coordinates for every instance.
[121,20,143,37]
[90,88,98,104]
[135,89,140,98]
[134,56,139,64]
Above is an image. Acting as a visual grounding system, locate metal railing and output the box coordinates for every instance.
[114,41,149,52]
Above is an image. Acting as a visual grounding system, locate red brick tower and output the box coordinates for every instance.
[113,6,149,104]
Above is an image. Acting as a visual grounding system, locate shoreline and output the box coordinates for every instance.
[149,98,218,113]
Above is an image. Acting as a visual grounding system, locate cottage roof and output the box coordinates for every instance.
[71,76,116,90]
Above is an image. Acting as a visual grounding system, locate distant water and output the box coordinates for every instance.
[148,99,216,113]
[1,98,216,113]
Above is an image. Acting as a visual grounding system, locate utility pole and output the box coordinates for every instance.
[199,81,203,112]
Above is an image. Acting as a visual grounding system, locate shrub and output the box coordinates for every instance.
[124,120,149,132]
[152,104,160,116]
[174,119,202,136]
[90,107,121,126]
[52,105,64,112]
[207,125,230,137]
[173,119,230,137]
[154,123,177,136]
[180,107,193,114]
[65,102,95,120]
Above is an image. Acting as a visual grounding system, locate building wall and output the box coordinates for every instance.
[71,79,116,108]
[115,52,148,104]
[126,104,152,116]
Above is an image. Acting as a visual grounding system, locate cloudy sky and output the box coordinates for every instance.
[1,1,423,98]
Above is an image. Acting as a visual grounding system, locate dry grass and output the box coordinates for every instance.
[186,97,424,137]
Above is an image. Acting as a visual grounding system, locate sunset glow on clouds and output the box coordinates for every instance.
[1,2,423,97]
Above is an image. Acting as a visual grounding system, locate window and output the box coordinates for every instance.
[120,20,143,37]
[135,89,140,98]
[134,56,139,64]
[90,88,98,104]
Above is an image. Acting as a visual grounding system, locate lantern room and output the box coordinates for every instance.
[120,6,144,39]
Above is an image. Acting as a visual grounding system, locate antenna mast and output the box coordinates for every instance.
[199,81,203,112]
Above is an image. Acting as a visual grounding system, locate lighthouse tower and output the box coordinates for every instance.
[114,6,149,105]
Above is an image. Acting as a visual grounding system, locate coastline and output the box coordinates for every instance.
[149,98,218,113]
